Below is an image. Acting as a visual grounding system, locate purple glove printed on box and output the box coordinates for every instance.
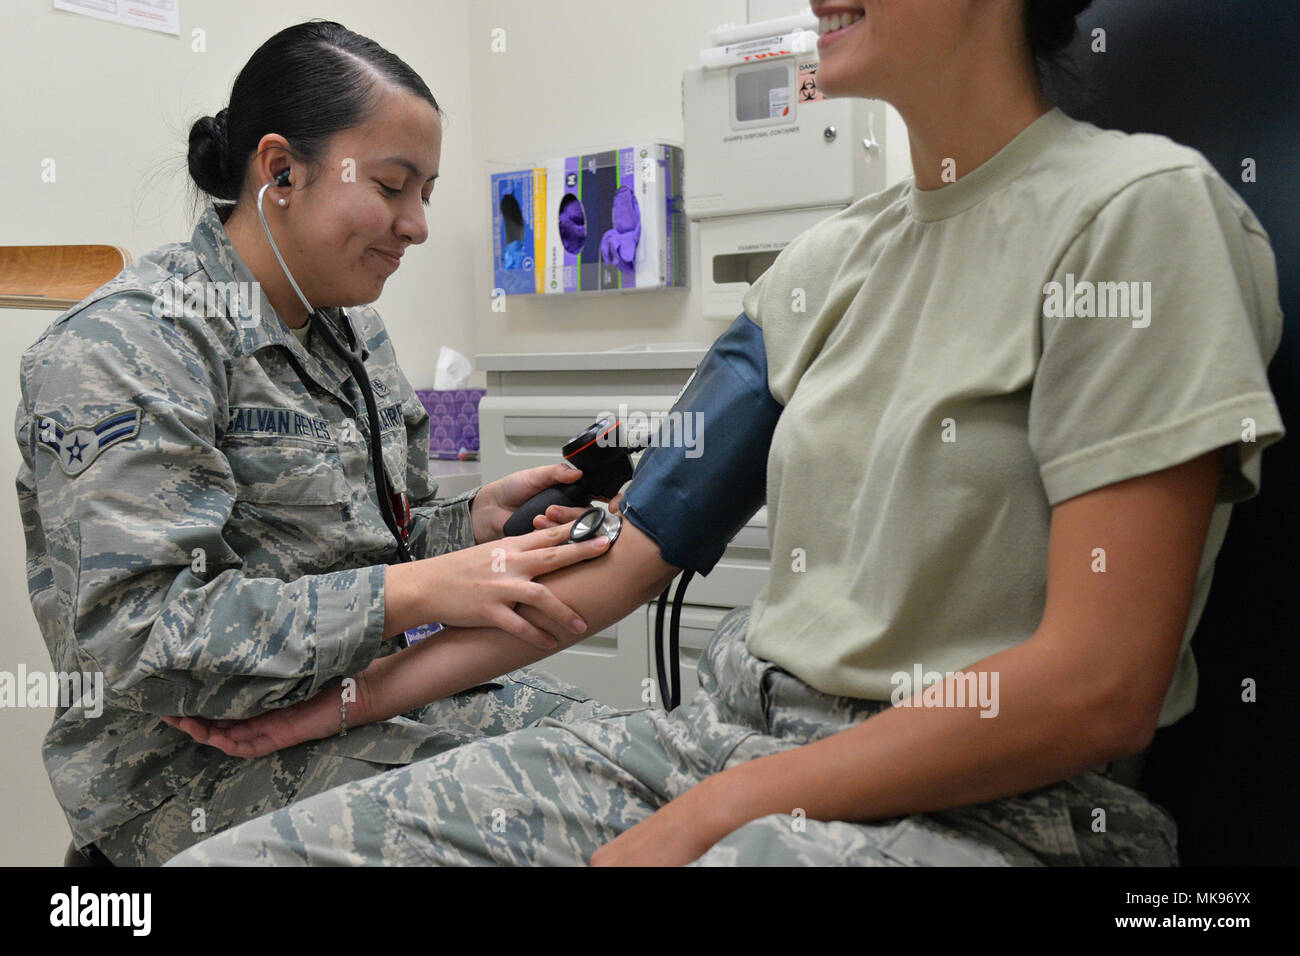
[600,186,642,276]
[416,388,486,460]
[558,193,588,254]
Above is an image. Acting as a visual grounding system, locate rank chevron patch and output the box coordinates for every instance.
[37,408,142,477]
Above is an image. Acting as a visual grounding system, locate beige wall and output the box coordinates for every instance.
[464,0,747,357]
[464,0,909,358]
[0,0,911,865]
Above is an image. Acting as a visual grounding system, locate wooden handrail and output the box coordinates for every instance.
[0,245,131,310]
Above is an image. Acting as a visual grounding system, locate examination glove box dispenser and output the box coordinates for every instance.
[490,143,687,297]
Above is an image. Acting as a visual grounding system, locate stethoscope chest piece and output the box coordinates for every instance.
[565,507,622,547]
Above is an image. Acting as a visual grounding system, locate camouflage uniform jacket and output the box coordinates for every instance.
[14,203,480,846]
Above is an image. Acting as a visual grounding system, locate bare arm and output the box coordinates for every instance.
[163,515,681,754]
[363,518,681,721]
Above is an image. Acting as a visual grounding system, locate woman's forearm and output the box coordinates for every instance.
[383,559,437,639]
[688,632,1143,845]
[671,453,1216,851]
[366,519,679,721]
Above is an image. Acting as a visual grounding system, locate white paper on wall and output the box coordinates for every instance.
[53,0,180,37]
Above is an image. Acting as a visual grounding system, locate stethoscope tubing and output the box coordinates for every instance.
[312,313,414,563]
[255,182,414,563]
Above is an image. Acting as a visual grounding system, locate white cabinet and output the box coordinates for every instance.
[644,602,732,710]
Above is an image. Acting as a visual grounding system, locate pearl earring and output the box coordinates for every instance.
[277,198,287,207]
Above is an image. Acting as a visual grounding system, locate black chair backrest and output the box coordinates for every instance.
[1044,0,1299,865]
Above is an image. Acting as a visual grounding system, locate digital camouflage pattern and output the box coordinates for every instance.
[97,668,615,866]
[13,202,555,857]
[171,607,1179,866]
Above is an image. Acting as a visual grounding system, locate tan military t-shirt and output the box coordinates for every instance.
[741,107,1284,726]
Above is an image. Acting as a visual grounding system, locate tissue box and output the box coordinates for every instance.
[416,388,486,460]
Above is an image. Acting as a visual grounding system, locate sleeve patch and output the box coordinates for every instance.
[37,408,142,477]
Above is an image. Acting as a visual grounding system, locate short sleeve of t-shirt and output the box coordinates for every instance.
[1028,164,1285,506]
[740,228,802,330]
[739,204,868,407]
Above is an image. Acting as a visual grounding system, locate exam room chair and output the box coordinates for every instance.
[1044,0,1299,865]
[0,244,130,311]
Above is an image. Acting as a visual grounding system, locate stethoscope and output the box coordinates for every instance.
[256,176,414,563]
[259,171,695,689]
[562,506,622,547]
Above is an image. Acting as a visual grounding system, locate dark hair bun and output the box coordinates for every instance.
[188,108,238,201]
[187,22,442,207]
[1026,0,1095,60]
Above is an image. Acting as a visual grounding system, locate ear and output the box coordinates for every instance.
[250,133,295,193]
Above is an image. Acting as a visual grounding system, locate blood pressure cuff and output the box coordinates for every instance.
[620,312,782,575]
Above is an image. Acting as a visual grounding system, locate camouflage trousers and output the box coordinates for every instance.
[95,668,612,866]
[168,607,1178,866]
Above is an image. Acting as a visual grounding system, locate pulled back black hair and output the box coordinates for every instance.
[188,20,441,204]
[1024,0,1095,78]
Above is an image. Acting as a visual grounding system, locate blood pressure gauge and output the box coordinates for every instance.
[565,507,622,548]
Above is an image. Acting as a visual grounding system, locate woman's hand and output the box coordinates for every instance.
[533,491,624,530]
[470,463,597,543]
[423,522,609,649]
[589,778,735,866]
[160,671,376,758]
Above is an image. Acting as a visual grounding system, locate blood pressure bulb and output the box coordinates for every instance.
[502,417,638,537]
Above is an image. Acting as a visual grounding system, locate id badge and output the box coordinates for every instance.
[402,622,444,647]
[391,490,412,540]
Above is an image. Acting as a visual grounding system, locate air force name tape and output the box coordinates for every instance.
[37,409,142,477]
[225,404,404,441]
[227,405,335,442]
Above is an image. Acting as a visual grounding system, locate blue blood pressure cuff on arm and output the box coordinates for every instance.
[620,312,782,575]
